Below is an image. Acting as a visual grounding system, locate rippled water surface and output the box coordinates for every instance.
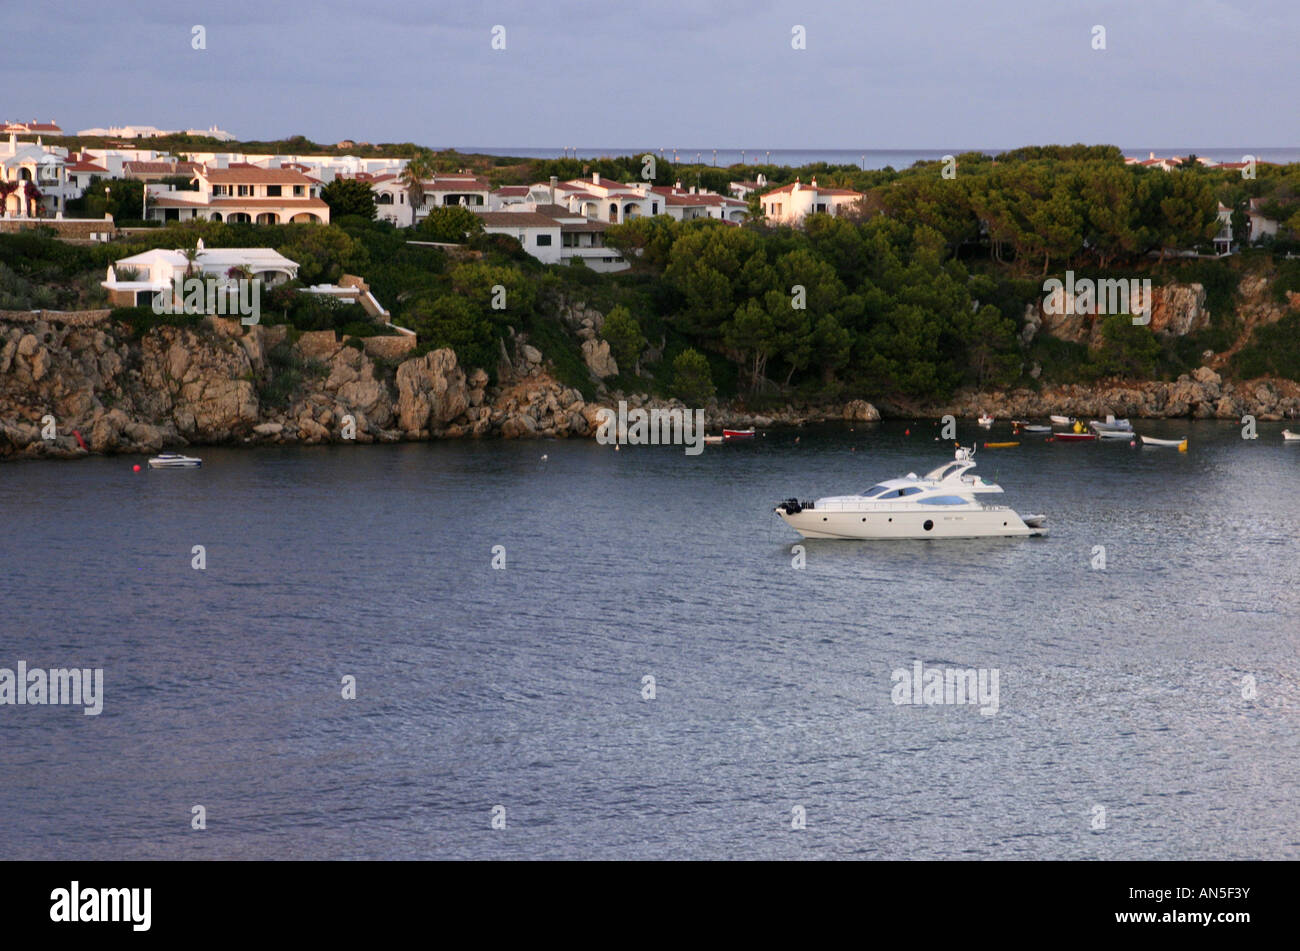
[2,420,1298,859]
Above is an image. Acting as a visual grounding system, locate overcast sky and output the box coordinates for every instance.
[6,0,1295,149]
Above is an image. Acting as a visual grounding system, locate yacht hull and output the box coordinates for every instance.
[777,507,1043,539]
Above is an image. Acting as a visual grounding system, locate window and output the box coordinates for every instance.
[266,185,281,197]
[238,185,251,196]
[652,202,659,214]
[536,234,552,246]
[918,496,969,505]
[293,185,304,197]
[213,185,228,196]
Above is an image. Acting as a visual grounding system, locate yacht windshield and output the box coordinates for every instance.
[863,484,923,499]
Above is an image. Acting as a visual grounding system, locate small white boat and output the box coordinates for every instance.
[1096,429,1134,440]
[703,435,725,446]
[774,445,1046,539]
[1014,423,1052,434]
[723,428,755,440]
[977,414,994,426]
[1089,415,1133,434]
[1140,435,1187,448]
[148,453,201,469]
[1283,430,1300,442]
[1049,415,1075,425]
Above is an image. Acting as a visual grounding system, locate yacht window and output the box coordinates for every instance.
[918,495,968,505]
[887,486,922,498]
[861,485,890,498]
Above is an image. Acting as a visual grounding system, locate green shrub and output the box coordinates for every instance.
[670,348,716,405]
[1229,311,1300,380]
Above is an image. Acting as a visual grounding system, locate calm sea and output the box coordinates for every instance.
[2,420,1297,859]
[463,147,1300,170]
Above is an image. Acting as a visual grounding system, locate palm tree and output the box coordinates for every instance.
[181,246,201,280]
[400,149,437,217]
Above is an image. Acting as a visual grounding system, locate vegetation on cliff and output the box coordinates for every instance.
[5,144,1300,410]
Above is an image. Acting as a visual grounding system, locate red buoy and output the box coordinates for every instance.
[132,464,141,472]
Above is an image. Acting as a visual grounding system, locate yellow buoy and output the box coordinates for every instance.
[1178,440,1188,452]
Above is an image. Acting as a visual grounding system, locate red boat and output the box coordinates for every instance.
[723,428,756,440]
[1051,431,1096,441]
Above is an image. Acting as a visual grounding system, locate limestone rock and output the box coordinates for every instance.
[581,338,619,379]
[395,348,469,433]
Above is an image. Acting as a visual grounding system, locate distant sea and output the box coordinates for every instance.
[460,147,1300,170]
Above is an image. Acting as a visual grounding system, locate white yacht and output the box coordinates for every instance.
[148,453,202,469]
[775,446,1046,539]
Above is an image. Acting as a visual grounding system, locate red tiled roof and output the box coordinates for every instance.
[200,166,316,184]
[123,160,200,175]
[426,176,489,190]
[2,121,62,133]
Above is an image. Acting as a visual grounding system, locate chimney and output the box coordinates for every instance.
[549,175,557,204]
[675,180,681,190]
[592,172,600,185]
[690,186,697,195]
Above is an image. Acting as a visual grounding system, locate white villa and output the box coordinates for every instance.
[476,200,630,271]
[145,164,330,224]
[758,178,864,225]
[64,153,109,194]
[728,174,769,200]
[650,182,748,222]
[76,125,236,141]
[419,174,491,214]
[0,133,72,216]
[2,119,62,135]
[1246,197,1280,243]
[101,243,300,306]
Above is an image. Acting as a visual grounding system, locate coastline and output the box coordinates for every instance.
[5,309,1297,462]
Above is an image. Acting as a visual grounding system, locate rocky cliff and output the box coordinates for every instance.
[0,315,599,459]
